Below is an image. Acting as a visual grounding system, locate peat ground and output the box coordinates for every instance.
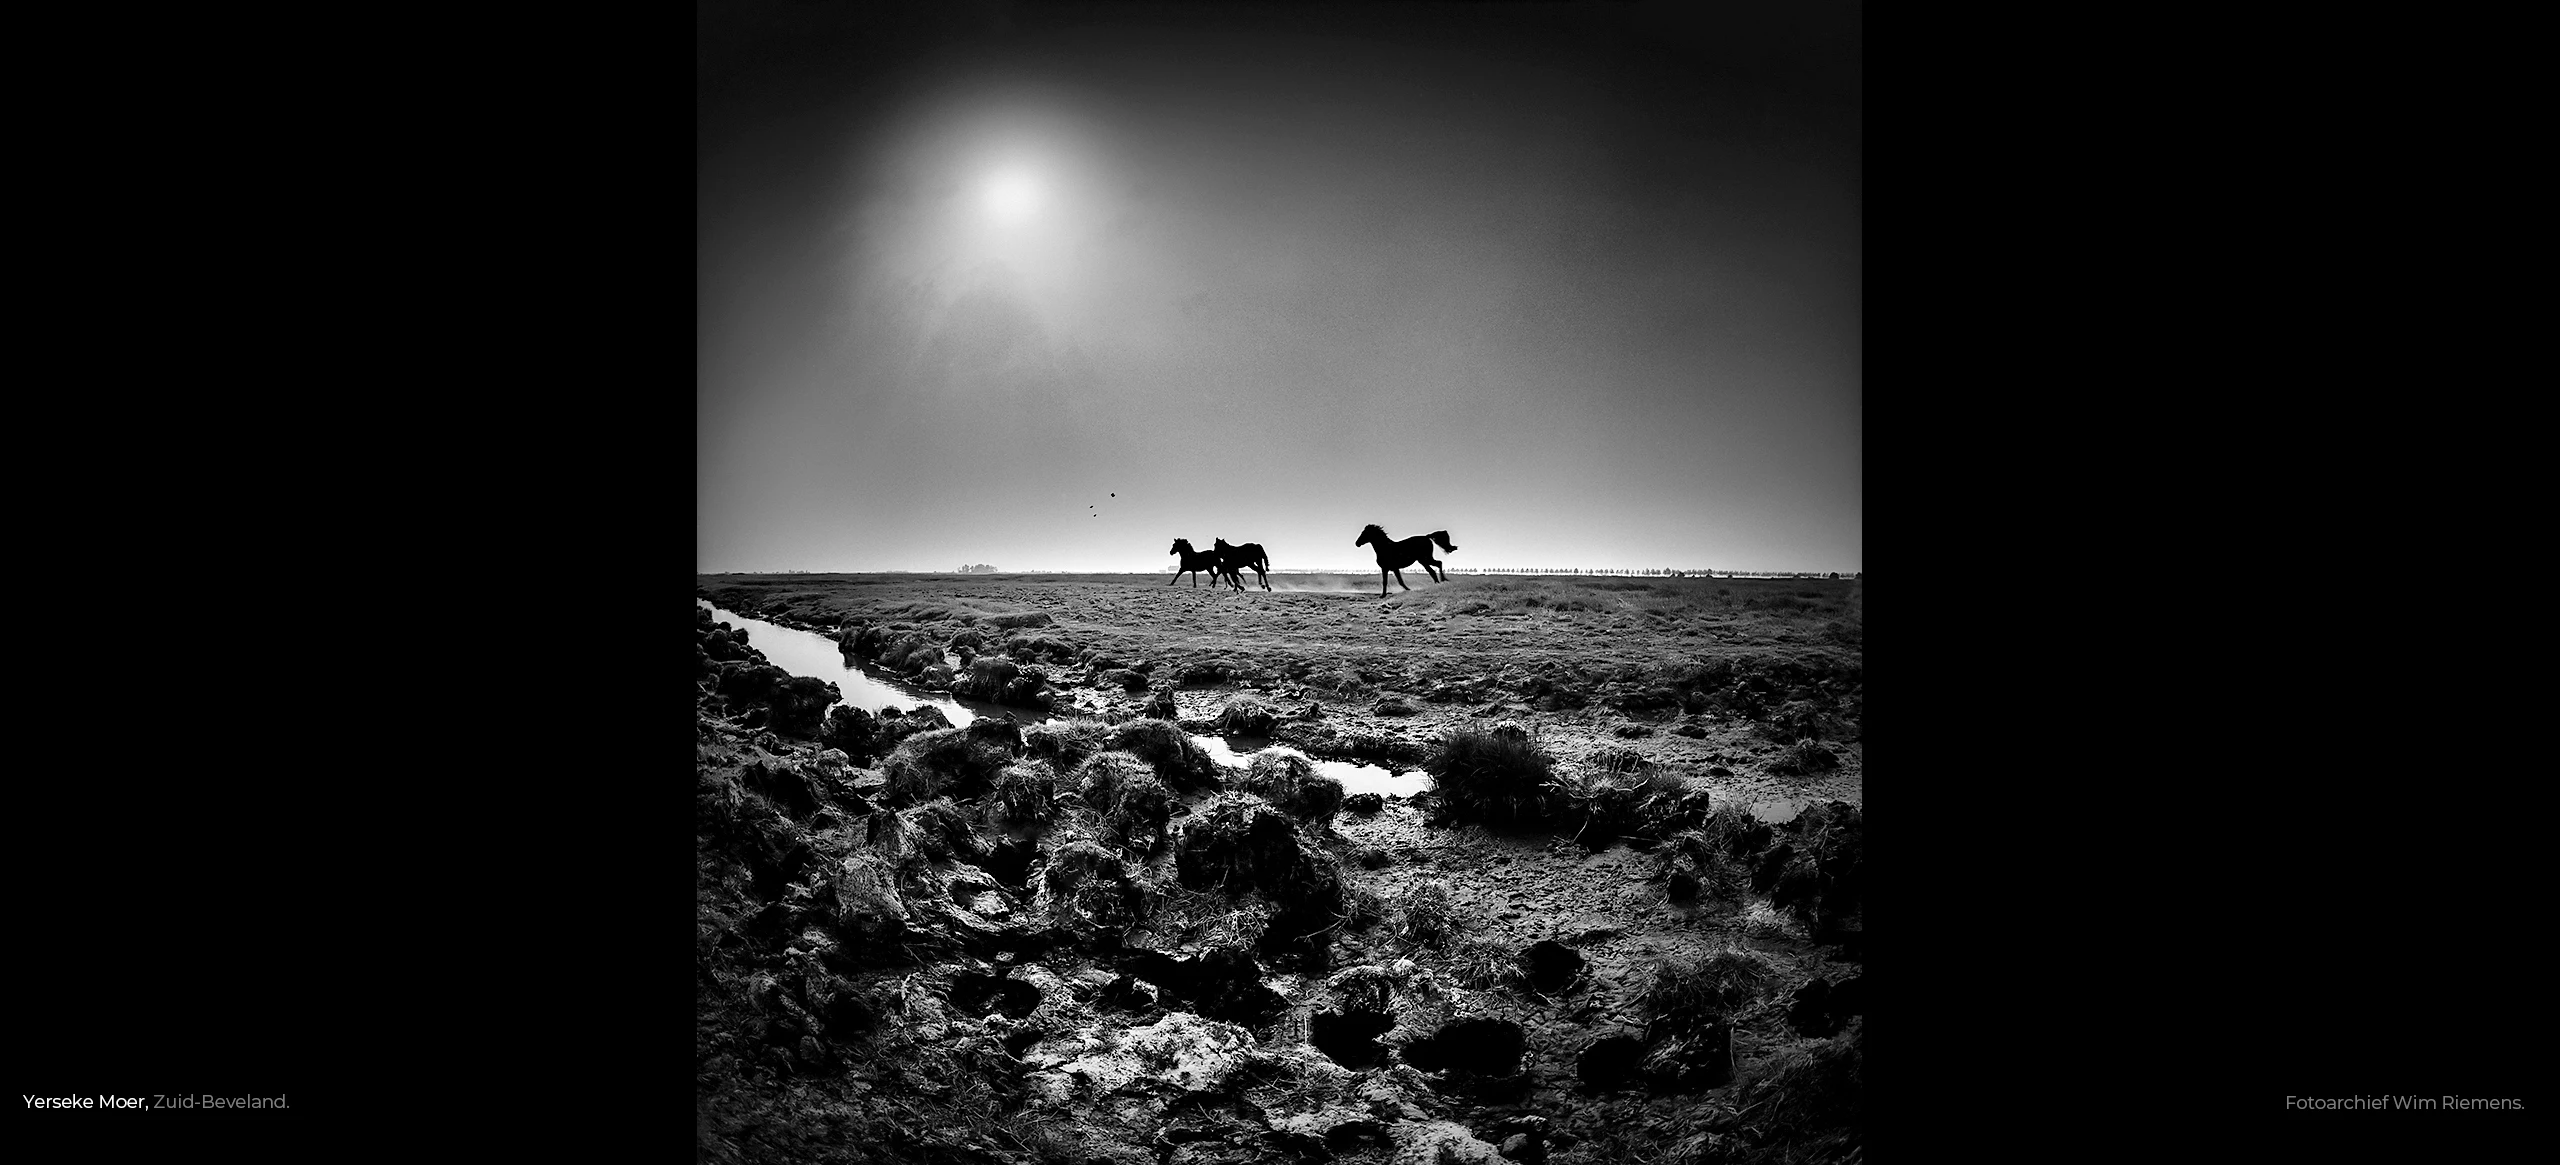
[696,573,1864,1164]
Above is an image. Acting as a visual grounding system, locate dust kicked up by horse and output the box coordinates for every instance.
[1355,524,1456,597]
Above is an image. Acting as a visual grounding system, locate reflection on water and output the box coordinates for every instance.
[1749,799,1807,823]
[701,603,999,726]
[700,602,1434,796]
[1189,735,1434,799]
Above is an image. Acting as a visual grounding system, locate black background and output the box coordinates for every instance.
[11,2,2526,1157]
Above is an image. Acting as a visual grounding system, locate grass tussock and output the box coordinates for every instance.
[1770,738,1842,776]
[1725,1021,1862,1164]
[1072,751,1173,856]
[1023,717,1113,771]
[1105,718,1221,791]
[1646,946,1782,1021]
[1447,937,1527,991]
[1141,880,1275,951]
[1238,751,1345,827]
[1547,761,1691,848]
[984,760,1058,836]
[1664,830,1749,904]
[1770,801,1863,930]
[1396,879,1459,950]
[1213,692,1281,735]
[1167,793,1346,959]
[879,727,1012,806]
[1422,722,1557,825]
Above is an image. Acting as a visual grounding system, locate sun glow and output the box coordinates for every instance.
[983,169,1042,222]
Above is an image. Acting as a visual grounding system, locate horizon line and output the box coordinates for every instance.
[703,567,1863,577]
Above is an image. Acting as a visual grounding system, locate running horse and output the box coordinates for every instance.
[1213,538,1272,591]
[1168,538,1242,590]
[1354,524,1457,597]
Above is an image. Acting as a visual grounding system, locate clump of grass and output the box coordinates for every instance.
[1771,738,1842,775]
[1214,692,1280,734]
[1106,718,1221,790]
[1548,762,1689,849]
[1239,751,1345,827]
[1727,1021,1861,1163]
[1170,793,1344,952]
[1143,881,1274,951]
[1645,946,1781,1021]
[1770,801,1862,931]
[1071,752,1172,856]
[1022,717,1113,770]
[1037,838,1144,937]
[984,760,1058,836]
[894,797,990,868]
[1396,879,1459,949]
[1664,827,1750,904]
[879,727,1011,805]
[1422,722,1557,825]
[1448,937,1527,991]
[1761,700,1848,743]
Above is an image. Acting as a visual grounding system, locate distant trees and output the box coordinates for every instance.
[958,563,998,574]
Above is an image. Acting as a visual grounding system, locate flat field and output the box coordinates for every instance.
[696,571,1862,808]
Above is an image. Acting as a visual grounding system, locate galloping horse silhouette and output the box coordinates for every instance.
[1169,538,1242,590]
[1214,538,1272,591]
[1355,525,1457,597]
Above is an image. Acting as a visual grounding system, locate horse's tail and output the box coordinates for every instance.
[1430,530,1457,553]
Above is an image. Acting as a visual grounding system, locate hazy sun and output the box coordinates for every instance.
[984,170,1041,222]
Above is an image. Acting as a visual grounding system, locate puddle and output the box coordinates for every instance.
[1750,798,1808,823]
[1189,736,1434,799]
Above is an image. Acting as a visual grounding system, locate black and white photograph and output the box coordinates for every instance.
[698,2,1864,1162]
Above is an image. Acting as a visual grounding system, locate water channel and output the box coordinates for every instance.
[700,601,1434,798]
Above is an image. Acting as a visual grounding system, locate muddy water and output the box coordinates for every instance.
[699,602,1430,797]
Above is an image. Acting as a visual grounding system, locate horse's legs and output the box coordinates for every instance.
[1394,569,1411,592]
[1378,568,1390,597]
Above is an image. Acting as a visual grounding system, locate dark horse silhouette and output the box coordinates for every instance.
[1355,525,1457,597]
[1214,538,1272,591]
[1169,538,1243,590]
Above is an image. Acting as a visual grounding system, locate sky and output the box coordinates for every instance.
[699,0,1860,574]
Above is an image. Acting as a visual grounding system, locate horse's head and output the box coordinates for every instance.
[1170,539,1189,556]
[1214,538,1233,552]
[1356,524,1382,547]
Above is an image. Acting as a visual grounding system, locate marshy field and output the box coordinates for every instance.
[695,572,1864,1164]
